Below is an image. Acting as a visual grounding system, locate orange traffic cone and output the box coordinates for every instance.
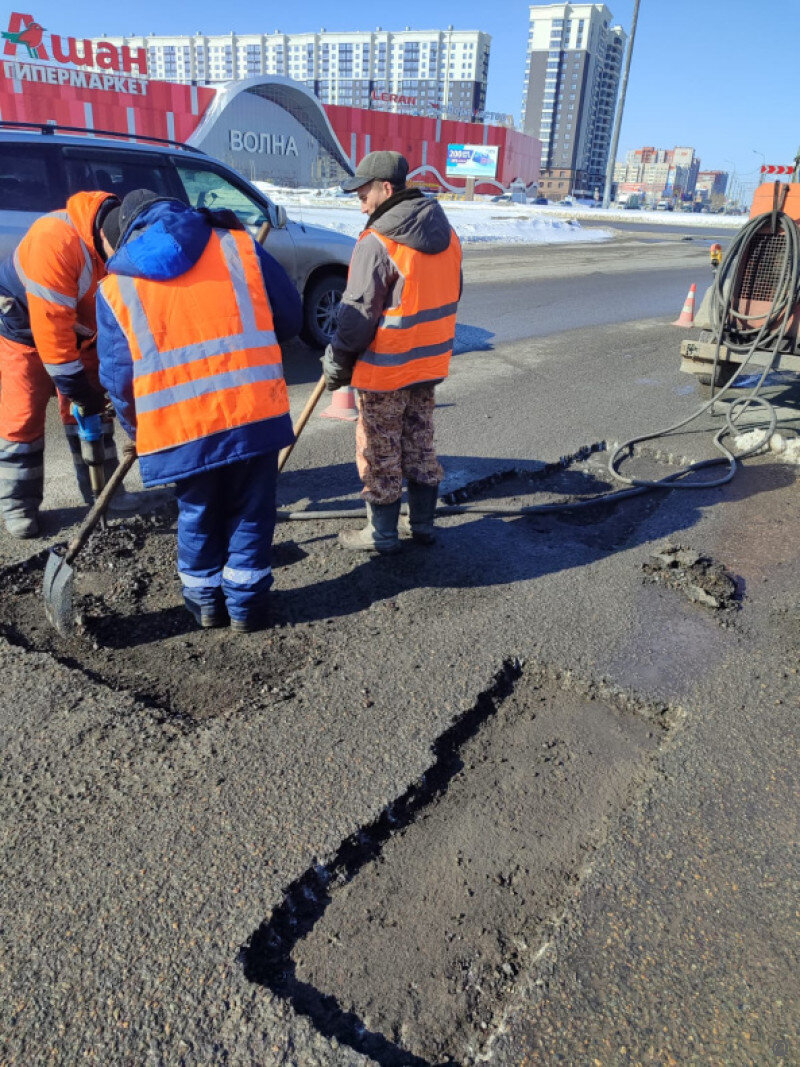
[672,283,696,327]
[321,386,359,421]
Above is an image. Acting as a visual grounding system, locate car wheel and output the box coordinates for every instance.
[301,274,346,348]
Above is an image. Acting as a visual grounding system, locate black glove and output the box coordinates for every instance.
[74,388,109,417]
[321,343,353,391]
[198,207,246,231]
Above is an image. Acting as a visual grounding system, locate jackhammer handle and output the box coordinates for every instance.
[64,445,138,566]
[278,376,327,473]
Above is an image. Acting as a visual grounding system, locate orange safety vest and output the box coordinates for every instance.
[351,228,462,392]
[100,227,290,457]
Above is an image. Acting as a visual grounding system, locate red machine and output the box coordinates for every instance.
[680,164,800,390]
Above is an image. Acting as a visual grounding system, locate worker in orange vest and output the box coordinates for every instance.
[96,190,301,633]
[323,151,462,553]
[0,191,132,538]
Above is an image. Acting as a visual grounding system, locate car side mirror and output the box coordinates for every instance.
[274,205,288,229]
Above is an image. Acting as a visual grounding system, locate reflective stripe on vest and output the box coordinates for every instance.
[102,228,289,457]
[351,228,462,392]
[13,211,94,308]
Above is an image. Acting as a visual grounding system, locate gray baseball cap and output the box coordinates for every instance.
[341,150,409,192]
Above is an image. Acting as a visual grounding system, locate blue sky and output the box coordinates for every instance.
[15,1,796,195]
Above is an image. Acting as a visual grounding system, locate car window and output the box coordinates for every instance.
[0,142,65,211]
[173,161,270,229]
[62,148,179,201]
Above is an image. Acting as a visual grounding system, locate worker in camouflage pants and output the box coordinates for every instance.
[356,386,444,508]
[323,150,462,554]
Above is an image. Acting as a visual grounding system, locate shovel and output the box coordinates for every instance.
[278,374,327,472]
[42,373,327,633]
[43,444,138,635]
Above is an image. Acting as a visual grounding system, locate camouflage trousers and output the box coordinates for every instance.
[355,385,444,505]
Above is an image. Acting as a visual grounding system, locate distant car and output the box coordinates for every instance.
[0,121,355,348]
[491,194,512,203]
[560,195,575,206]
[531,196,549,205]
[656,200,674,211]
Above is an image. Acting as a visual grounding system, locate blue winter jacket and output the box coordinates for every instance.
[96,200,301,487]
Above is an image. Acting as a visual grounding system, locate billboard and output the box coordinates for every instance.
[445,143,499,179]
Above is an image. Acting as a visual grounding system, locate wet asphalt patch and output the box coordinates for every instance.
[242,660,678,1066]
[0,452,686,724]
[0,456,699,1064]
[0,503,308,722]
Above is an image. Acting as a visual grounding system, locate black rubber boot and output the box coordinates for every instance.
[400,481,439,544]
[339,500,402,554]
[183,594,229,629]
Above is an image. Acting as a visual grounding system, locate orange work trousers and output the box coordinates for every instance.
[0,335,101,442]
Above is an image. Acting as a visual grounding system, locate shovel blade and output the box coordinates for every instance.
[43,547,75,636]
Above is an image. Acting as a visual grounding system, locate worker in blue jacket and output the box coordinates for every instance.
[96,190,301,633]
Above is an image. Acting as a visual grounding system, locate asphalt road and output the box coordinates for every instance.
[1,231,798,1065]
[578,214,740,244]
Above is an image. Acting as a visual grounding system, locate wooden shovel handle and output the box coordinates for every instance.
[278,376,327,472]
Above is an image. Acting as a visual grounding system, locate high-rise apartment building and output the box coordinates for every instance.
[614,146,701,204]
[92,28,491,120]
[695,171,728,205]
[521,3,625,198]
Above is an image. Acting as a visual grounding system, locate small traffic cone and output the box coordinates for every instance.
[321,386,359,421]
[672,283,696,327]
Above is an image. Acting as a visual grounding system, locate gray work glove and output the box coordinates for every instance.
[321,343,354,391]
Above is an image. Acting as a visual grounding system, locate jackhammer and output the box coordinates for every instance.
[72,405,108,527]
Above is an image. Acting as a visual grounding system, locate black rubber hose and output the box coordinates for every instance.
[609,208,798,491]
[282,211,799,522]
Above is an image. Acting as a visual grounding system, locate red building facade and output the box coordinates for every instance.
[0,58,540,192]
[324,104,540,192]
[0,56,216,141]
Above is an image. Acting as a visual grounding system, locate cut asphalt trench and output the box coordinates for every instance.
[2,307,797,1063]
[2,457,724,1064]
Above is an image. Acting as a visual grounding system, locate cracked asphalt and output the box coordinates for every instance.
[1,238,798,1065]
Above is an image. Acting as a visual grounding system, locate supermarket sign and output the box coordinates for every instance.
[2,11,148,74]
[445,143,499,179]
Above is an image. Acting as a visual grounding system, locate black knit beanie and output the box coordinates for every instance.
[93,194,121,259]
[102,188,170,250]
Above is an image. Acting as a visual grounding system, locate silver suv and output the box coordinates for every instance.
[0,122,354,347]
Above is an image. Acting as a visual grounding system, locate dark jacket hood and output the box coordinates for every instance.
[106,200,212,281]
[368,189,454,255]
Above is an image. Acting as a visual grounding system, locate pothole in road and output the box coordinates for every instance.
[0,445,697,723]
[0,502,310,722]
[243,660,679,1067]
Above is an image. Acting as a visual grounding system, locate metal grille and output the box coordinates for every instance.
[738,228,785,303]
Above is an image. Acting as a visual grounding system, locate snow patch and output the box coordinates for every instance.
[734,430,800,464]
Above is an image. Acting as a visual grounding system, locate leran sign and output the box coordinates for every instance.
[1,11,148,74]
[229,129,298,157]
